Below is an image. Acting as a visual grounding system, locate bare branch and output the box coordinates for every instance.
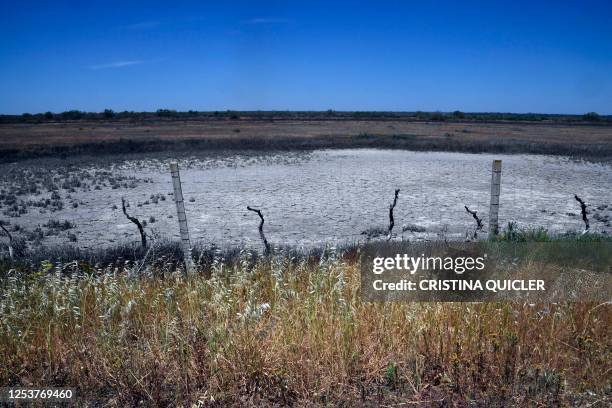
[122,198,147,249]
[574,195,590,232]
[387,189,400,241]
[464,205,483,240]
[1,224,13,260]
[0,224,12,242]
[247,206,270,255]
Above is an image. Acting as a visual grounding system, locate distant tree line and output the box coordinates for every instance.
[1,109,610,124]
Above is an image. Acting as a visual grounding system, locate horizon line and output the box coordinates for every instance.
[2,109,610,117]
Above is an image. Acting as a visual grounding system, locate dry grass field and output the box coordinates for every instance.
[1,118,611,406]
[2,119,612,159]
[1,247,610,406]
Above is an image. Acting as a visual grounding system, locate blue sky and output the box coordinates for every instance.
[1,1,611,114]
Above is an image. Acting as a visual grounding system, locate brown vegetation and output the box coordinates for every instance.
[0,250,609,406]
[2,119,612,160]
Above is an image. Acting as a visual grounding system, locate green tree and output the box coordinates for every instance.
[430,111,445,121]
[61,110,82,120]
[583,112,600,121]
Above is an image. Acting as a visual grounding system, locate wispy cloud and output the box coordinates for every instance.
[89,60,146,70]
[244,17,292,25]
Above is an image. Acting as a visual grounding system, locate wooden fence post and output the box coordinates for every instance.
[1,225,13,260]
[169,162,195,276]
[489,159,502,237]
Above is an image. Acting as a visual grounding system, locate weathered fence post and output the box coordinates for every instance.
[574,194,590,232]
[247,206,271,255]
[387,189,400,241]
[1,224,13,260]
[169,162,195,276]
[489,159,502,237]
[121,198,147,249]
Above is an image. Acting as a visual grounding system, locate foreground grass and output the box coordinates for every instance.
[1,249,610,406]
